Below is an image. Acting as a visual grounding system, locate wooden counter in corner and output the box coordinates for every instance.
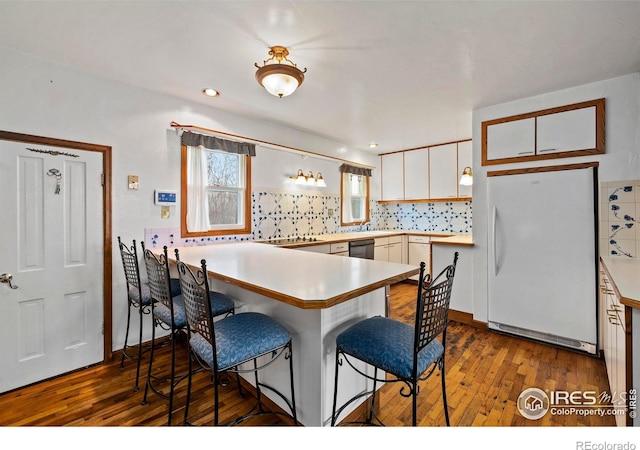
[430,234,473,247]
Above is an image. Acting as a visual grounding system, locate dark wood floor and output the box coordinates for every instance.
[0,281,614,427]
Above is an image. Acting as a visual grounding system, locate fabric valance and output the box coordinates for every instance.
[181,132,256,156]
[339,164,372,177]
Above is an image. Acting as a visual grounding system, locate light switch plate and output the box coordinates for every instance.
[128,175,139,190]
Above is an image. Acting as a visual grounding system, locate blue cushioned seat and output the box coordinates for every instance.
[190,312,292,371]
[337,316,444,380]
[128,278,180,306]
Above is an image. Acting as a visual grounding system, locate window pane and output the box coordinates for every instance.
[208,190,240,225]
[351,198,364,221]
[206,150,240,188]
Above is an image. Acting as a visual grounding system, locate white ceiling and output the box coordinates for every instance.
[1,1,640,153]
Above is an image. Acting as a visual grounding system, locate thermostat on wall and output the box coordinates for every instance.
[154,190,177,206]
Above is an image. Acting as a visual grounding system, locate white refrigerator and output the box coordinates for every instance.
[487,166,598,354]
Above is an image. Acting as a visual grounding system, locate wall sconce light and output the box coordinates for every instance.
[255,46,307,98]
[459,167,473,186]
[290,169,326,187]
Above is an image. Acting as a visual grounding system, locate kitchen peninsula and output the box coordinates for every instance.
[167,242,419,426]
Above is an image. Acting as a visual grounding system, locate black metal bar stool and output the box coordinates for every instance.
[331,252,458,426]
[140,245,236,425]
[177,257,298,426]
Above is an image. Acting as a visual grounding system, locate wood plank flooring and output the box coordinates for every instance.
[0,281,614,427]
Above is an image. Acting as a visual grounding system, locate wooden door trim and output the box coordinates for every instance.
[0,130,113,362]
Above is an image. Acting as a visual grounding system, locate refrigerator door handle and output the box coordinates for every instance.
[492,205,498,276]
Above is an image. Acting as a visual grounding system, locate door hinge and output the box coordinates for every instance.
[101,322,105,335]
[100,173,104,187]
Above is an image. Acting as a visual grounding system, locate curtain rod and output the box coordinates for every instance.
[170,121,375,169]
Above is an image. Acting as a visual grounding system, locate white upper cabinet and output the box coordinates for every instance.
[403,148,429,200]
[380,152,404,201]
[485,117,535,161]
[429,143,458,200]
[457,140,473,198]
[482,98,605,166]
[536,106,596,155]
[379,140,472,202]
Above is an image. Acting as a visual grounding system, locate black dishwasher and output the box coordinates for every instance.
[348,239,375,259]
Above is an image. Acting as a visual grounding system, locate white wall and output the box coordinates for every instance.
[471,73,640,322]
[0,47,377,350]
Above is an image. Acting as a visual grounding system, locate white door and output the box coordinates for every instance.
[0,141,104,393]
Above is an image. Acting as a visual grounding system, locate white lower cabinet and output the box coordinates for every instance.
[408,235,431,281]
[600,264,627,426]
[374,236,402,263]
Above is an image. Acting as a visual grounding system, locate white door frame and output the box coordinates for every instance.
[0,130,112,363]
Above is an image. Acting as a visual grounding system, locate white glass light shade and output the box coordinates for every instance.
[295,169,307,185]
[459,167,473,186]
[315,173,326,187]
[261,72,299,98]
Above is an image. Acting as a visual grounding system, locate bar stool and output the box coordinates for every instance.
[331,252,458,426]
[177,257,297,426]
[117,236,157,391]
[141,245,236,425]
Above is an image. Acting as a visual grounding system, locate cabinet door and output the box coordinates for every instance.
[429,143,458,199]
[374,245,389,262]
[486,117,535,161]
[381,153,404,201]
[404,148,429,200]
[536,106,596,155]
[457,140,472,198]
[408,243,430,281]
[388,242,402,264]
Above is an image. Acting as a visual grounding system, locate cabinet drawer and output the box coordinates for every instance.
[330,242,349,253]
[374,237,389,246]
[408,235,430,244]
[389,235,402,244]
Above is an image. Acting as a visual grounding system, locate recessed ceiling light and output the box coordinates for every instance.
[368,142,378,148]
[202,88,220,97]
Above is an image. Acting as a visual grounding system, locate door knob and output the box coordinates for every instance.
[0,273,18,289]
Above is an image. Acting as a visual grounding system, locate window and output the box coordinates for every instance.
[340,168,370,226]
[181,144,252,237]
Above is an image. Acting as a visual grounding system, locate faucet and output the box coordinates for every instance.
[358,220,369,232]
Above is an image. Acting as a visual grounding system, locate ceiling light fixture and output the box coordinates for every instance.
[201,88,220,97]
[255,46,306,98]
[459,167,473,186]
[368,143,378,149]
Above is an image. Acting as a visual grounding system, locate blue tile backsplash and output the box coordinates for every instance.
[145,187,472,248]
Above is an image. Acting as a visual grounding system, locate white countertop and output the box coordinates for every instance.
[170,242,419,309]
[601,256,640,309]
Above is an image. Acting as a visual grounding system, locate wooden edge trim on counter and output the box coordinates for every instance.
[378,197,472,204]
[448,310,488,330]
[487,161,599,178]
[430,239,474,247]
